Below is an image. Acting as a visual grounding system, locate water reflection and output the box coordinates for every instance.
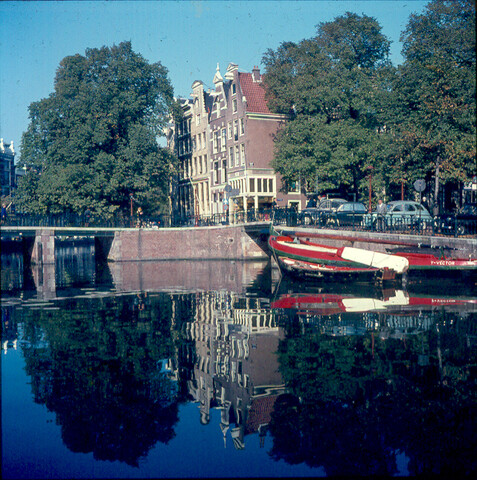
[1,249,477,477]
[270,279,477,476]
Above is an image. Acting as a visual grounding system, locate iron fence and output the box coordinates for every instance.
[1,207,476,237]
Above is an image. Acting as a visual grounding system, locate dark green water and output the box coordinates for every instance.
[2,244,477,478]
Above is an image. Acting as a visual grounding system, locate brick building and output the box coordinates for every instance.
[169,63,306,220]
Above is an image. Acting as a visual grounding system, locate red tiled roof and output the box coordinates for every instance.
[238,72,271,114]
[245,395,279,435]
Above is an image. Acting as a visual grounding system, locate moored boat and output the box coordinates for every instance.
[268,234,408,281]
[269,226,477,279]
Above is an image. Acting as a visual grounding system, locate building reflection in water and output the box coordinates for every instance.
[180,291,285,449]
[1,247,477,474]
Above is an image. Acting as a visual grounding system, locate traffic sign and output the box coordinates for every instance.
[413,179,426,192]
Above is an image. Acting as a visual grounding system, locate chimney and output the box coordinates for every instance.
[252,66,261,82]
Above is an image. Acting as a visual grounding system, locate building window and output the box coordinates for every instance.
[240,118,245,135]
[204,154,207,173]
[234,120,238,140]
[269,178,273,193]
[240,144,245,165]
[214,161,219,184]
[249,178,255,193]
[229,147,234,167]
[233,99,237,113]
[232,83,236,95]
[289,180,300,193]
[235,145,240,165]
[213,131,219,153]
[257,178,262,193]
[228,121,232,139]
[221,129,227,152]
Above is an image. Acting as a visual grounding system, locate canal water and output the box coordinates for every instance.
[2,242,477,478]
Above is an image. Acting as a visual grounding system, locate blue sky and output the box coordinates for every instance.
[1,0,428,159]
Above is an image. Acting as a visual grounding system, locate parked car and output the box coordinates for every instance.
[434,203,477,236]
[364,200,432,231]
[325,202,367,227]
[298,198,347,226]
[318,198,348,213]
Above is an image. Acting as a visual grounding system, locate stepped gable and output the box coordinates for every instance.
[238,70,271,115]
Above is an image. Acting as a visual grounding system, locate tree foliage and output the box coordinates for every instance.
[16,42,176,216]
[389,0,476,196]
[263,13,393,200]
[263,3,476,204]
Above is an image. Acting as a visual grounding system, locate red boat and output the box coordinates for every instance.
[268,231,477,280]
[268,235,409,280]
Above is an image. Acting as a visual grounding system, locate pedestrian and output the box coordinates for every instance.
[137,207,144,227]
[376,199,386,231]
[1,203,7,224]
[84,207,92,227]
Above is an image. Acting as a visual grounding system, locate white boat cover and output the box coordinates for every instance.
[341,247,409,274]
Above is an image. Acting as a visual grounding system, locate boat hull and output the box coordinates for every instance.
[395,251,477,271]
[275,255,381,280]
[268,235,402,281]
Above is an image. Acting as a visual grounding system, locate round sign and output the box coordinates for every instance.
[224,184,232,192]
[413,179,426,192]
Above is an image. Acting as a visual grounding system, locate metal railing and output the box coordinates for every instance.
[1,207,475,237]
[0,208,275,230]
[288,208,477,237]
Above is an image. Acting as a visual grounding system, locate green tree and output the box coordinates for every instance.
[388,0,476,202]
[262,13,393,200]
[16,42,176,217]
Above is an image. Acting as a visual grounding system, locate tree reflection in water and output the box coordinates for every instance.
[268,312,477,476]
[20,294,180,467]
[6,276,477,476]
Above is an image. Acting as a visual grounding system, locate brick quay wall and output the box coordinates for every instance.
[107,224,269,262]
